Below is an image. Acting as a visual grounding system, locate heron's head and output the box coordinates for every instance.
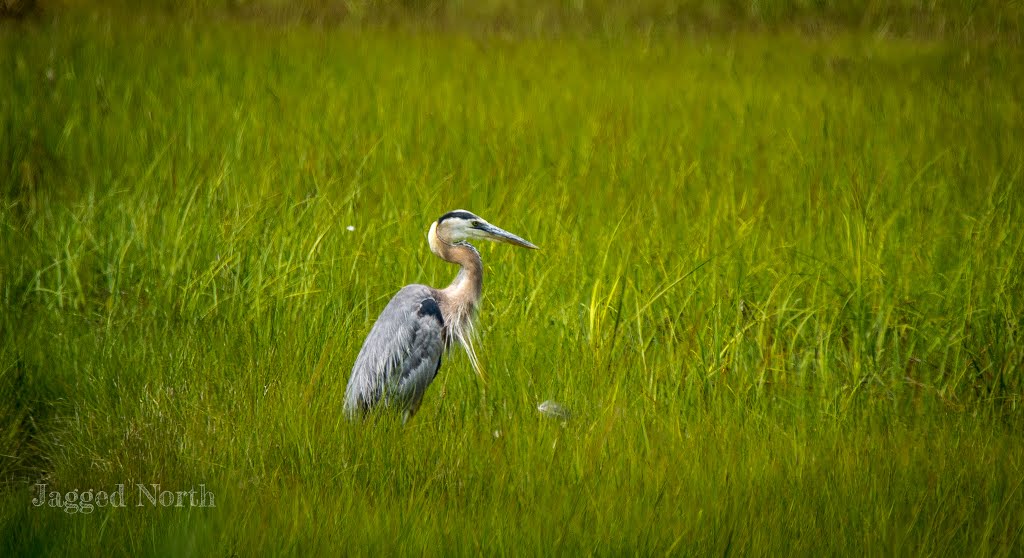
[429,210,538,250]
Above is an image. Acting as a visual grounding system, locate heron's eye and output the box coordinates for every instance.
[471,220,482,228]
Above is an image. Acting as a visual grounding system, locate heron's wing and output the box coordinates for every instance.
[344,284,445,416]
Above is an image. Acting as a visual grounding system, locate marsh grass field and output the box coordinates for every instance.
[2,2,1024,555]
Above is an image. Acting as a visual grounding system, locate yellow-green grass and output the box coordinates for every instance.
[2,6,1023,556]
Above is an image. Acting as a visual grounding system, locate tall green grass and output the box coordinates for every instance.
[2,5,1023,556]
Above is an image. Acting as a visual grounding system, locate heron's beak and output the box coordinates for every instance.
[476,222,539,250]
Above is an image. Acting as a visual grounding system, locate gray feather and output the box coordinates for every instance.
[344,285,445,418]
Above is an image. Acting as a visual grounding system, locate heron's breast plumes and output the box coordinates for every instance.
[444,302,481,376]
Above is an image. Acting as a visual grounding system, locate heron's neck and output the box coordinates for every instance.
[438,244,483,310]
[429,225,483,312]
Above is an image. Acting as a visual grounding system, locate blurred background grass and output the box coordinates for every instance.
[6,0,1024,40]
[2,1,1023,556]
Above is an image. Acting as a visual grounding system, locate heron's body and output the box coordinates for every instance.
[344,210,536,420]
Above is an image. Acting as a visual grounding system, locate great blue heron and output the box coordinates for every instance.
[344,210,538,420]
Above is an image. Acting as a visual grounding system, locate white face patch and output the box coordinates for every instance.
[435,216,485,244]
[446,219,469,242]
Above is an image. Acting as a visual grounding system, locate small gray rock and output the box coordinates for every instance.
[537,400,571,420]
